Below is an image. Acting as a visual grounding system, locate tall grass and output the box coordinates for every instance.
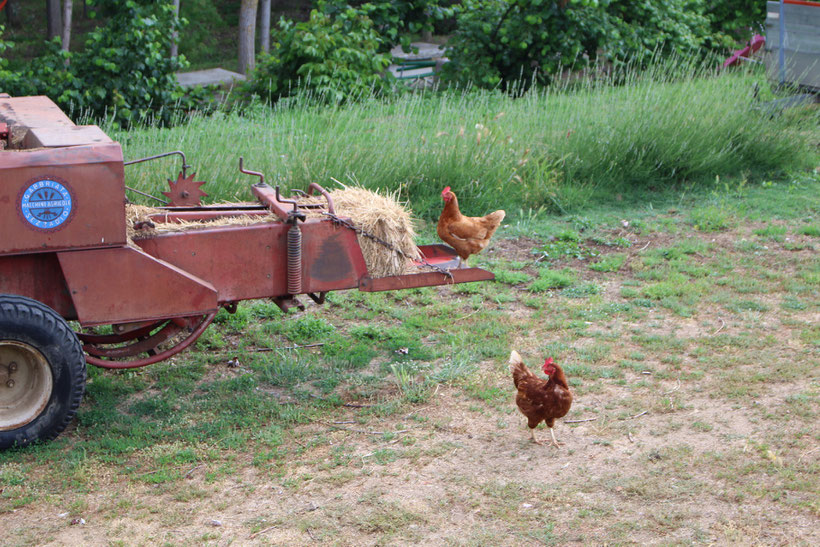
[110,60,817,219]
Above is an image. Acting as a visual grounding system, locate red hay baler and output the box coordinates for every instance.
[0,95,494,449]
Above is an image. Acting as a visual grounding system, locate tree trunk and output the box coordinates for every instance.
[5,0,21,28]
[61,0,73,52]
[238,0,258,75]
[170,0,180,58]
[259,0,271,54]
[46,0,62,41]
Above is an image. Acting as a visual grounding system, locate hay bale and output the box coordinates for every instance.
[124,185,420,278]
[299,185,421,277]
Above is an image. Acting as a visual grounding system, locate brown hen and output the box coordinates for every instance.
[509,350,573,447]
[437,187,505,267]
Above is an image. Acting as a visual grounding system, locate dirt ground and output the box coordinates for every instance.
[2,223,819,546]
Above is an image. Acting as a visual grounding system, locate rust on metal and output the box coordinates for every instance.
[287,223,303,294]
[77,320,167,344]
[252,183,298,221]
[134,218,368,300]
[0,253,76,318]
[58,247,218,326]
[161,172,209,206]
[82,312,216,369]
[0,143,127,255]
[359,245,494,292]
[306,182,336,214]
[0,96,74,133]
[359,267,494,292]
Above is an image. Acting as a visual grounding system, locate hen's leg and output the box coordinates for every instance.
[548,427,564,448]
[529,428,546,445]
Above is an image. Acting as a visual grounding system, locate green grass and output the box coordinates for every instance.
[589,253,627,272]
[529,268,576,292]
[107,65,816,221]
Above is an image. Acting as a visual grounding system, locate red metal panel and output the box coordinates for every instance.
[359,268,494,292]
[301,220,368,293]
[136,223,288,302]
[252,183,293,221]
[24,125,113,148]
[415,244,462,269]
[358,245,494,292]
[58,247,218,326]
[0,96,75,130]
[133,218,368,301]
[0,143,126,254]
[0,253,76,318]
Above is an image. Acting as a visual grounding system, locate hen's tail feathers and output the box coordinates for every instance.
[509,350,533,388]
[486,210,506,228]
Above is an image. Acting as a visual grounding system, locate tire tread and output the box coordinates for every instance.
[0,294,86,447]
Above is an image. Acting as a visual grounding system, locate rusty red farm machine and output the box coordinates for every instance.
[0,95,494,449]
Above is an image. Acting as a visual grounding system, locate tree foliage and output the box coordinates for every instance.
[441,0,606,89]
[704,1,767,50]
[320,0,451,52]
[441,0,744,90]
[606,0,711,65]
[244,7,394,104]
[0,0,191,126]
[1,0,771,111]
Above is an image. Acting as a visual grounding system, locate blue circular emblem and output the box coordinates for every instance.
[20,179,74,230]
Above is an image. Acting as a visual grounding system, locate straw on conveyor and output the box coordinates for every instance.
[126,203,278,241]
[125,185,421,278]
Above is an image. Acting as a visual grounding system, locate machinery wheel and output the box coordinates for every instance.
[0,295,86,449]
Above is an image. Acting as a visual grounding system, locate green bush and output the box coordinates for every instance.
[606,0,711,66]
[244,8,394,104]
[441,0,721,89]
[0,25,23,92]
[705,1,767,50]
[0,1,194,126]
[320,1,451,52]
[73,0,190,125]
[441,0,606,89]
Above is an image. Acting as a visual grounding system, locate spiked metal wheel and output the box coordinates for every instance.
[161,171,209,206]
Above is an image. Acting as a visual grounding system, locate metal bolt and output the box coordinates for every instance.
[8,361,17,373]
[6,379,14,388]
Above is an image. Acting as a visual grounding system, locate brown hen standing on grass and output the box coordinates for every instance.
[509,350,573,447]
[437,186,505,267]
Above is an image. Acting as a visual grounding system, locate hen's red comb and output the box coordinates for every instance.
[543,357,555,367]
[441,186,451,197]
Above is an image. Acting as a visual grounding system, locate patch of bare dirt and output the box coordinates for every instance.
[486,236,542,264]
[2,225,818,546]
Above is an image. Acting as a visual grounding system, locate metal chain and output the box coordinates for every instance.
[321,212,454,280]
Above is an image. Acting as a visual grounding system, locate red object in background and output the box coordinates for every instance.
[723,34,766,69]
[0,1,6,11]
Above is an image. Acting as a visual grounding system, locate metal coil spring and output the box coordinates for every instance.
[287,224,302,295]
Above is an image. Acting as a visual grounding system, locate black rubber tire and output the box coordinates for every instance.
[0,294,86,450]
